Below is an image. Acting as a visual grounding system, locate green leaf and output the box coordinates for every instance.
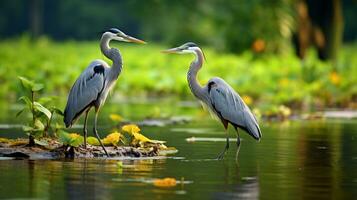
[32,83,44,92]
[57,130,83,147]
[33,102,52,119]
[87,137,100,145]
[18,76,34,90]
[16,107,27,117]
[34,119,45,131]
[58,130,71,144]
[55,123,64,129]
[19,96,32,110]
[38,97,54,105]
[23,125,35,133]
[70,136,84,147]
[34,139,48,146]
[50,107,64,116]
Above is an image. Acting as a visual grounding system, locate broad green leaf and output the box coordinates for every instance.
[16,107,27,117]
[33,102,52,119]
[58,130,83,147]
[34,139,48,146]
[19,96,32,110]
[18,76,34,90]
[34,119,45,131]
[32,83,44,92]
[50,107,64,116]
[38,97,54,105]
[68,133,84,147]
[58,130,71,144]
[23,125,35,132]
[55,123,64,129]
[87,137,100,145]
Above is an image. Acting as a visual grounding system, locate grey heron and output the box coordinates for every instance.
[162,42,262,159]
[64,28,145,157]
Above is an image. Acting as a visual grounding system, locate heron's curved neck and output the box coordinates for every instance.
[100,35,122,80]
[187,48,206,101]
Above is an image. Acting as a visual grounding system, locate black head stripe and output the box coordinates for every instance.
[108,28,120,34]
[185,42,198,47]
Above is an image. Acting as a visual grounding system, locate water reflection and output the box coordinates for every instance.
[0,119,357,199]
[213,177,259,200]
[297,122,342,199]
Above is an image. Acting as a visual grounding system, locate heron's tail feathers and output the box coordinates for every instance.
[63,110,72,128]
[246,120,262,141]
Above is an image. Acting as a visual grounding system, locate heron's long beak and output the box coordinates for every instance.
[122,35,146,44]
[161,47,181,54]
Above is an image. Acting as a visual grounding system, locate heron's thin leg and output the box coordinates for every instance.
[83,109,90,149]
[93,110,109,157]
[235,128,241,161]
[217,123,229,160]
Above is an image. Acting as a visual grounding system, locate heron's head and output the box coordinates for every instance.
[161,42,200,54]
[162,42,207,62]
[103,28,146,44]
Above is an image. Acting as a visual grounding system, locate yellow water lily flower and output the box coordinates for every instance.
[153,178,177,187]
[102,132,123,146]
[122,124,141,134]
[132,132,151,143]
[68,133,81,139]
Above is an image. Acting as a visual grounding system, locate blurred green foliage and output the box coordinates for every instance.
[1,0,354,53]
[0,36,356,113]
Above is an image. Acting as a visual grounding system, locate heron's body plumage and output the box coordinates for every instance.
[165,42,262,159]
[64,60,110,127]
[206,77,261,140]
[62,28,145,157]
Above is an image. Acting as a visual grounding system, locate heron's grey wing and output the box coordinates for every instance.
[209,80,261,140]
[64,63,106,127]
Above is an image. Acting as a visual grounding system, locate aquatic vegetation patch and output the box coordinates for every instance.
[0,124,177,159]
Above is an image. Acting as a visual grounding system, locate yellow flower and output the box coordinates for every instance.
[122,124,141,134]
[153,178,177,187]
[109,114,124,122]
[242,95,253,106]
[132,132,151,143]
[329,71,341,85]
[68,133,81,139]
[102,132,123,146]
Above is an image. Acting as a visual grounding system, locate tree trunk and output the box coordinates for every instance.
[293,0,344,61]
[30,0,43,39]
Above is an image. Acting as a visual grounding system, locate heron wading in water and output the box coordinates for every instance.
[64,28,146,157]
[162,42,262,159]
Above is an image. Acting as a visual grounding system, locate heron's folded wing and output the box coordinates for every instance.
[209,83,261,140]
[64,64,105,127]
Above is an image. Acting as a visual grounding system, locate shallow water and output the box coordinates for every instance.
[0,100,356,199]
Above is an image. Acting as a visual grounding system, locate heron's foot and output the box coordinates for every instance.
[102,146,109,157]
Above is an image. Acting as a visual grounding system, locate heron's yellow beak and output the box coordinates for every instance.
[161,47,181,54]
[122,35,146,44]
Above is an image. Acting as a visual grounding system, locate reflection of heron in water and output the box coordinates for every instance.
[213,177,259,200]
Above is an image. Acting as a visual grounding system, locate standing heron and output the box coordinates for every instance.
[64,28,146,157]
[162,42,262,159]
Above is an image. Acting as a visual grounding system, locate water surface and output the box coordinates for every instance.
[0,100,356,199]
